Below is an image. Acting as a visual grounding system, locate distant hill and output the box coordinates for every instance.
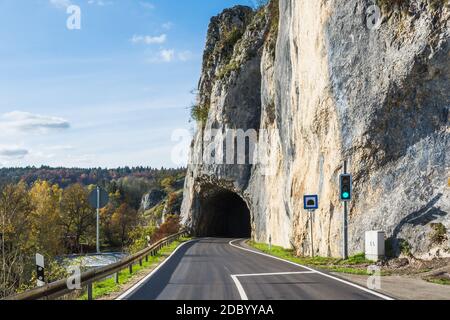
[0,166,186,189]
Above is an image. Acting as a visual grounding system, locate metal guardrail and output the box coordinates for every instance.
[4,230,189,301]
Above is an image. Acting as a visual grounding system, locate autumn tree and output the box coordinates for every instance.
[29,181,64,257]
[150,215,180,243]
[111,203,138,247]
[0,182,33,298]
[59,184,95,253]
[99,204,116,247]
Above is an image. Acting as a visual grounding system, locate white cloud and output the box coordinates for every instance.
[0,146,29,159]
[160,49,175,62]
[145,49,194,64]
[88,0,113,6]
[139,2,155,10]
[0,111,70,134]
[178,50,193,61]
[162,22,174,30]
[131,34,167,45]
[49,0,72,9]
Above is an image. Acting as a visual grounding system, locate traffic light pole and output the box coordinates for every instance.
[343,161,349,260]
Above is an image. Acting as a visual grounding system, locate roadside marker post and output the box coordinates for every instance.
[304,195,319,257]
[36,253,45,287]
[269,235,272,251]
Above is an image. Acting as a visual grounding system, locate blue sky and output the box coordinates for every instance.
[0,0,258,168]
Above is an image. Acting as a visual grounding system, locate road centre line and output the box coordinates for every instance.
[232,271,316,277]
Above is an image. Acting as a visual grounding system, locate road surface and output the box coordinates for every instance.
[118,238,392,300]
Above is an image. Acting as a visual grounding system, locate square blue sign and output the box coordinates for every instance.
[304,195,319,210]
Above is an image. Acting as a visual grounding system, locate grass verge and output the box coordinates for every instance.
[248,241,377,276]
[79,236,192,300]
[425,277,450,286]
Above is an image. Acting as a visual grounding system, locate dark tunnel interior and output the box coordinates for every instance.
[197,189,251,238]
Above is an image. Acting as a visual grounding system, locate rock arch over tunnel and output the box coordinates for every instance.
[196,187,251,238]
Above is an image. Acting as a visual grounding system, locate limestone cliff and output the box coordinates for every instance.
[181,0,450,259]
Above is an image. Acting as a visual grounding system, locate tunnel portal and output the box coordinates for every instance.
[197,188,251,238]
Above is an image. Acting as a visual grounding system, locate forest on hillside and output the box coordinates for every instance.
[0,166,186,298]
[0,166,185,189]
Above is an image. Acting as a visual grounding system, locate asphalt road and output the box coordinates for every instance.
[119,238,391,300]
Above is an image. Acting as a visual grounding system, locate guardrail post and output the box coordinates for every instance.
[145,255,148,262]
[87,283,93,301]
[129,264,133,274]
[115,272,119,284]
[139,259,142,267]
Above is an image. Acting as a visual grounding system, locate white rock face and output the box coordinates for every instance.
[182,1,450,258]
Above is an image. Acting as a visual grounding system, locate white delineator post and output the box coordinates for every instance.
[36,253,45,287]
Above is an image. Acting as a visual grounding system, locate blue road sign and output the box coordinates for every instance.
[304,195,319,210]
[88,187,109,209]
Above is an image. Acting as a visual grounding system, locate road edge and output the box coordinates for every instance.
[116,239,198,300]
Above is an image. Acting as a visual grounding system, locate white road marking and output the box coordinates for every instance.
[233,271,316,277]
[116,239,197,300]
[230,271,316,300]
[231,275,249,300]
[229,239,395,301]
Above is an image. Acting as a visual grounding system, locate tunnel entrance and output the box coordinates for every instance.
[197,188,251,238]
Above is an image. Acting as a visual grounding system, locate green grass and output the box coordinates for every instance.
[79,236,192,300]
[248,241,374,276]
[425,277,450,286]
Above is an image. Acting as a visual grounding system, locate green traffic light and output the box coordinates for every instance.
[343,192,350,199]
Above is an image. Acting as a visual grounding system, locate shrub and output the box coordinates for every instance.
[377,0,447,11]
[191,103,210,124]
[151,215,181,243]
[216,60,241,79]
[399,239,412,256]
[430,223,448,245]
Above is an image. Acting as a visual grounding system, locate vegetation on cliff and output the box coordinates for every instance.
[191,0,280,124]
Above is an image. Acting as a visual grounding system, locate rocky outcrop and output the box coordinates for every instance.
[182,0,450,258]
[141,189,166,212]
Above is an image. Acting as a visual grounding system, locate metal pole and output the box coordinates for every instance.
[343,161,348,260]
[87,283,93,300]
[310,210,314,258]
[343,202,348,259]
[96,186,100,254]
